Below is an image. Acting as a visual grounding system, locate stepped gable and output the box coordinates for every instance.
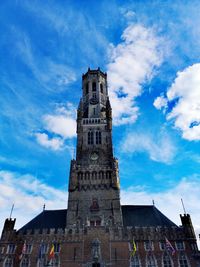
[19,209,67,232]
[122,205,177,227]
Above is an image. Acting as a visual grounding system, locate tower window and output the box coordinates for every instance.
[92,82,96,92]
[88,131,94,145]
[96,131,101,145]
[100,83,103,94]
[85,83,89,94]
[93,108,96,115]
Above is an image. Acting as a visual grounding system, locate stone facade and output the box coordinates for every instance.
[0,68,200,267]
[67,68,122,228]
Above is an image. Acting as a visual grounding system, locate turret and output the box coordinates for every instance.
[180,214,196,238]
[1,218,16,238]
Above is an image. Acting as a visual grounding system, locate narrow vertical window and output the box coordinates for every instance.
[93,108,95,115]
[92,82,96,91]
[100,83,103,93]
[85,83,89,94]
[91,132,94,144]
[96,131,101,145]
[88,131,94,145]
[73,247,77,261]
[114,248,117,261]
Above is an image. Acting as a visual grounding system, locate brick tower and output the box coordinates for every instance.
[67,68,122,228]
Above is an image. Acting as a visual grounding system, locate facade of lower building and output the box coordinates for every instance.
[0,68,199,267]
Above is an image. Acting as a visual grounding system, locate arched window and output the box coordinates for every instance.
[20,256,30,267]
[179,253,189,267]
[88,131,94,145]
[146,254,157,267]
[4,256,13,267]
[99,171,103,179]
[96,131,101,145]
[130,254,141,267]
[92,172,97,179]
[92,82,96,92]
[163,253,173,267]
[106,171,111,179]
[100,83,103,94]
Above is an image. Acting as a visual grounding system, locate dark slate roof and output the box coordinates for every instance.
[122,205,177,227]
[18,205,177,232]
[19,209,67,232]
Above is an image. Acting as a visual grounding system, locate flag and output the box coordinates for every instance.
[19,241,26,260]
[129,239,137,257]
[49,244,55,259]
[165,237,175,256]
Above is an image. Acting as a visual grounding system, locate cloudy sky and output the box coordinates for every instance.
[0,0,200,242]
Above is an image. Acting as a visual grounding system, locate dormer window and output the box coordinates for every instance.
[92,82,96,92]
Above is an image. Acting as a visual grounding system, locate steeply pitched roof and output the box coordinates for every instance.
[18,205,177,232]
[122,205,177,227]
[19,209,67,232]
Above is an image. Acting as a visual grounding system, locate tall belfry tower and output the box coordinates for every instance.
[67,68,123,227]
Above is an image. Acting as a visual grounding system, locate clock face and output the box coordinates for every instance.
[90,152,99,161]
[89,97,99,105]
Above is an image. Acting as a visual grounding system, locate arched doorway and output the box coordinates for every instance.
[92,263,100,267]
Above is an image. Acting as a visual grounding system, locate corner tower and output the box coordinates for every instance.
[67,68,123,227]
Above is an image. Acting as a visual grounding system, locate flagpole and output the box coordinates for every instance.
[181,198,187,214]
[9,203,14,219]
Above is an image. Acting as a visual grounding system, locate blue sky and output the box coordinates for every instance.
[0,0,200,240]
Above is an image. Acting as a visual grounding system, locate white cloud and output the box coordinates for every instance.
[121,175,200,247]
[35,102,76,150]
[0,170,67,231]
[121,132,176,164]
[107,24,163,125]
[154,63,200,141]
[35,132,64,150]
[153,95,167,110]
[43,102,76,139]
